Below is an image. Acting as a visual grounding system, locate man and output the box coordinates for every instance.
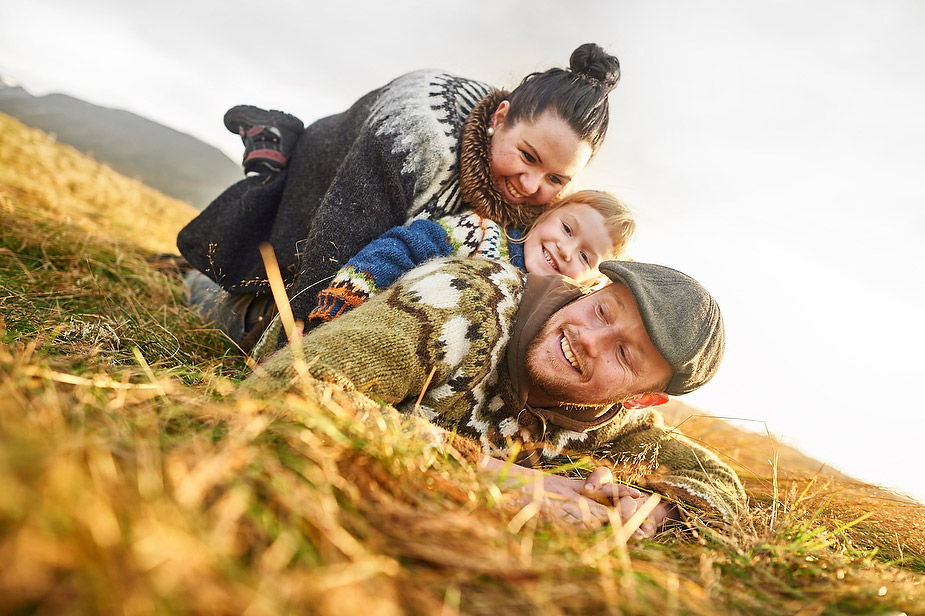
[242,257,745,533]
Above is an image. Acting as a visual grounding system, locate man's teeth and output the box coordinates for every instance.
[560,337,579,370]
[506,180,523,199]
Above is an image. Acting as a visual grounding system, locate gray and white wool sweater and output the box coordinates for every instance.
[243,257,747,522]
[177,70,527,331]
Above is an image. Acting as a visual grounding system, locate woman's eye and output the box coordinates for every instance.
[549,176,563,185]
[522,151,536,163]
[562,223,572,235]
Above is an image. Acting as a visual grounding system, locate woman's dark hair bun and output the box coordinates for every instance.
[505,42,621,153]
[569,43,621,92]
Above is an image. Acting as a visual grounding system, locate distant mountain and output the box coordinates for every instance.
[0,77,241,210]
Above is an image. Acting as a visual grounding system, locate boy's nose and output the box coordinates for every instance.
[557,242,572,262]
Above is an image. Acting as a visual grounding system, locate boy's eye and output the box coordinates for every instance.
[580,251,590,264]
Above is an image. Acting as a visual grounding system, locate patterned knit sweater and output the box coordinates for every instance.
[244,258,746,522]
[309,211,525,324]
[177,70,526,333]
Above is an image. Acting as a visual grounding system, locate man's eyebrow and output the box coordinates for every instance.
[611,290,626,312]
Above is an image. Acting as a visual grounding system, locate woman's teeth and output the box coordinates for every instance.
[506,180,523,199]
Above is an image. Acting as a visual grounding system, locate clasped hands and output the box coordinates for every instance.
[480,456,675,536]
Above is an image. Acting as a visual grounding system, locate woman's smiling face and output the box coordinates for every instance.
[523,201,614,285]
[488,101,592,209]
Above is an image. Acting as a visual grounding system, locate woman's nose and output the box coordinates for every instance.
[520,171,542,195]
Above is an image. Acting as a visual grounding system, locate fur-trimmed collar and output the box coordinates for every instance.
[459,90,544,230]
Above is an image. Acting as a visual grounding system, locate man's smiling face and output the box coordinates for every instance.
[525,282,673,408]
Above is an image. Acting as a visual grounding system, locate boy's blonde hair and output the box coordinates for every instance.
[524,189,636,259]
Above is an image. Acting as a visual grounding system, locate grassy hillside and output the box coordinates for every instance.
[2,111,924,615]
[0,82,242,210]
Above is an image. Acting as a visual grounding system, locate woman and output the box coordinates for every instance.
[177,43,621,350]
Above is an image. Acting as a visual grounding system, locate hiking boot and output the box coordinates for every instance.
[223,105,304,174]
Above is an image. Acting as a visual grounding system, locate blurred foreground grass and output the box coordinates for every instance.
[2,112,924,615]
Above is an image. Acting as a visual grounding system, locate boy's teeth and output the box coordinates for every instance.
[544,248,558,271]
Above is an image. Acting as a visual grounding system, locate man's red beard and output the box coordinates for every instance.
[525,326,617,408]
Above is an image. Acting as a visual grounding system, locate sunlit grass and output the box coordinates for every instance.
[2,111,924,615]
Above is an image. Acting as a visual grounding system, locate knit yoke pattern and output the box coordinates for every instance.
[243,258,746,521]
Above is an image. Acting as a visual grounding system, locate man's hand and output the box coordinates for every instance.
[580,466,677,537]
[479,456,675,535]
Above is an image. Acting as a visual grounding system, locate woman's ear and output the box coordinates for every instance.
[622,393,670,410]
[490,100,510,129]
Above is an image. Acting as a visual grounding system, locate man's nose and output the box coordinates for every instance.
[578,323,615,358]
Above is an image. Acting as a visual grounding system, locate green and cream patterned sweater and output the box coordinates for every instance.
[243,257,746,521]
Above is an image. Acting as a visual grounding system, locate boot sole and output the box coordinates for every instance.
[223,105,304,135]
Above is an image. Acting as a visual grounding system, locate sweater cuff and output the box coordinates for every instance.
[638,477,745,524]
[310,286,369,323]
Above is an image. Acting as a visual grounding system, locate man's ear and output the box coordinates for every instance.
[622,392,670,409]
[490,100,510,128]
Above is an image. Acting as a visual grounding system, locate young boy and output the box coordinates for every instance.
[306,190,635,327]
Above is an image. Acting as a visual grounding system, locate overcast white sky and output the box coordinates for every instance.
[2,0,924,501]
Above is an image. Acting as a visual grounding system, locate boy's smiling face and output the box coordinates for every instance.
[523,200,614,285]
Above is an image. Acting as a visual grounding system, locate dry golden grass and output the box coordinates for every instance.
[0,113,197,255]
[2,111,924,615]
